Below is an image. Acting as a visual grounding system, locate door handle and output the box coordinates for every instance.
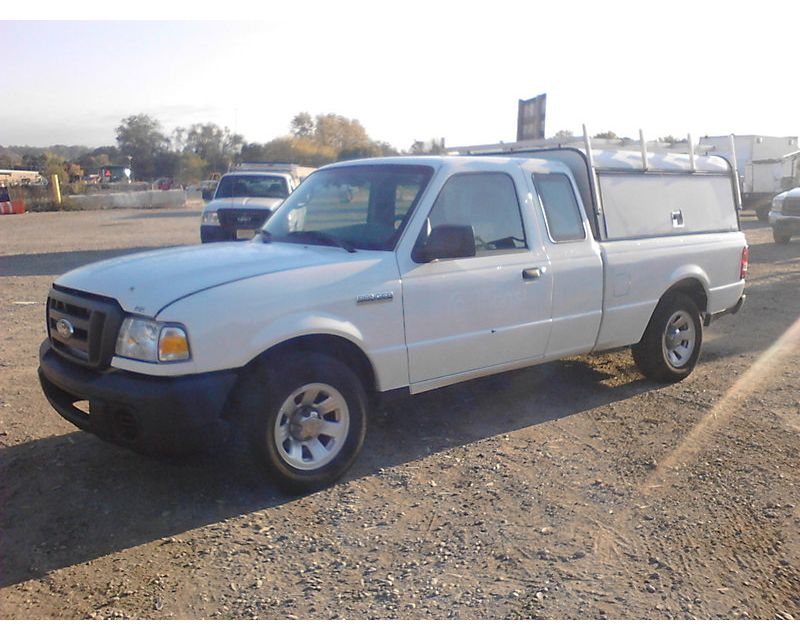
[522,267,542,281]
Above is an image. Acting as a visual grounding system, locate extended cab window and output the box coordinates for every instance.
[419,172,527,257]
[532,173,586,242]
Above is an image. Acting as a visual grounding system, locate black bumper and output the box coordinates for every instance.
[38,341,239,455]
[704,294,746,327]
[200,225,259,243]
[773,217,800,232]
[201,225,235,243]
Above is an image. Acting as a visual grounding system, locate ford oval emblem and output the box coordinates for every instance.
[56,318,75,340]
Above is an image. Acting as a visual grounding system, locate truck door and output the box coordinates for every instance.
[399,169,553,387]
[529,171,603,358]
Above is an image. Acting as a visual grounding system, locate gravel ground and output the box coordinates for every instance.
[0,206,797,620]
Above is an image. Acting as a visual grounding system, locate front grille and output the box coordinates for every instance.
[217,208,272,230]
[782,198,800,216]
[47,286,124,370]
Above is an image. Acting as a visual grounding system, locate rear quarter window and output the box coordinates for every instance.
[533,173,586,242]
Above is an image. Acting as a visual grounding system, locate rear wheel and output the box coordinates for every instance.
[239,352,368,493]
[773,227,792,244]
[632,293,703,383]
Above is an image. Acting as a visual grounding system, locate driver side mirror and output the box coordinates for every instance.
[413,224,476,262]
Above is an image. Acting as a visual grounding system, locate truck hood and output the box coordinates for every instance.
[205,196,284,211]
[775,187,800,202]
[55,241,350,317]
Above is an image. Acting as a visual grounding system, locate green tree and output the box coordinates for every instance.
[313,113,370,151]
[290,112,315,138]
[181,123,244,174]
[41,153,69,186]
[240,137,337,167]
[659,135,687,144]
[594,131,619,140]
[153,151,182,180]
[116,114,169,180]
[409,139,445,156]
[76,146,120,174]
[177,152,208,184]
[21,153,47,171]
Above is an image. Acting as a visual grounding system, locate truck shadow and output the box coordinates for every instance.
[0,357,651,588]
[0,247,177,277]
[747,243,800,269]
[123,209,201,220]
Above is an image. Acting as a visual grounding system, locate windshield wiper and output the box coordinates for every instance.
[286,230,357,253]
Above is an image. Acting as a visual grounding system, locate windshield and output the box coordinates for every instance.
[215,174,290,199]
[262,164,434,251]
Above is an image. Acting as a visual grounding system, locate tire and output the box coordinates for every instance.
[238,352,368,493]
[755,208,770,222]
[773,227,791,244]
[632,292,703,383]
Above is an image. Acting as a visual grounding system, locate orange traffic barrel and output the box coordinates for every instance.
[0,199,26,214]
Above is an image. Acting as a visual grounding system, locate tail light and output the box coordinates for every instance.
[740,246,749,280]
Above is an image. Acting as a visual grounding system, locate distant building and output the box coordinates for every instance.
[0,169,43,186]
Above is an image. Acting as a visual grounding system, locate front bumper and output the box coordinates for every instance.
[38,340,239,455]
[200,225,259,243]
[201,225,236,243]
[768,211,800,232]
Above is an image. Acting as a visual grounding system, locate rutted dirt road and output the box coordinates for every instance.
[0,207,797,619]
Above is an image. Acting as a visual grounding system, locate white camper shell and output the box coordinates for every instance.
[449,142,740,243]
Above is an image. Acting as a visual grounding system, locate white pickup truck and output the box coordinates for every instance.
[768,186,800,243]
[200,163,314,243]
[39,147,747,491]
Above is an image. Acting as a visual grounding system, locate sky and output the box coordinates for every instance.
[3,1,799,151]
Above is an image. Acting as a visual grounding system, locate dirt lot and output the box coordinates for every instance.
[0,207,797,620]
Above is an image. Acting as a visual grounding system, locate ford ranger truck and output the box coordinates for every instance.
[768,187,800,244]
[39,151,747,492]
[200,163,314,243]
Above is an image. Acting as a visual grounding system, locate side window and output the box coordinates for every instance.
[533,173,586,242]
[421,172,527,256]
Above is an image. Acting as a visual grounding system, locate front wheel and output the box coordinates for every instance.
[773,227,792,244]
[240,352,368,493]
[632,293,703,383]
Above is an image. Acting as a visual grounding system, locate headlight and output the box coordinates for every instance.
[115,317,191,363]
[772,198,783,212]
[201,210,219,225]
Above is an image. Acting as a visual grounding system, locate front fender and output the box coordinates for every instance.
[247,312,368,358]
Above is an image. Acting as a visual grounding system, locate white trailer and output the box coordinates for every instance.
[700,135,800,218]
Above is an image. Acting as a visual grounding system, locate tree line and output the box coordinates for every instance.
[0,113,447,185]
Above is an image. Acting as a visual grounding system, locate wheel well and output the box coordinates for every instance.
[250,334,377,394]
[664,278,708,314]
